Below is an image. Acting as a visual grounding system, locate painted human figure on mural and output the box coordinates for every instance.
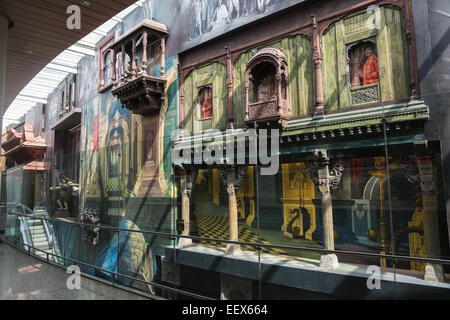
[213,0,232,27]
[192,0,202,36]
[348,42,379,87]
[200,87,213,119]
[226,0,240,19]
[257,73,275,102]
[255,0,271,13]
[200,0,208,34]
[207,0,219,30]
[359,44,379,85]
[241,0,256,17]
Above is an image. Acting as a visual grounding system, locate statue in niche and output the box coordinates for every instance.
[256,73,275,102]
[348,41,379,87]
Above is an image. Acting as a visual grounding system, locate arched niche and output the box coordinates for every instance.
[244,48,289,129]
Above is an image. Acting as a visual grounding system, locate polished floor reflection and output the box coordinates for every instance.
[0,243,149,300]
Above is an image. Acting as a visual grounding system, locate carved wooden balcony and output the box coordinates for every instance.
[109,20,168,115]
[111,74,165,114]
[2,125,47,165]
[245,48,290,129]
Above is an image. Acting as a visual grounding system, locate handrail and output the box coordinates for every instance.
[7,211,450,266]
[6,236,215,300]
[41,218,61,264]
[18,216,33,253]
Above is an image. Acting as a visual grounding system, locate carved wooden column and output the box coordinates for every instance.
[131,36,137,79]
[110,48,116,85]
[142,31,148,75]
[225,46,234,128]
[219,165,248,255]
[312,14,325,118]
[417,157,444,282]
[178,166,197,248]
[307,150,344,269]
[160,37,165,76]
[120,45,125,83]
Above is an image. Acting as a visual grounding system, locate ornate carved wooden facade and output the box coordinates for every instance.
[110,20,168,115]
[244,48,289,129]
[1,125,46,165]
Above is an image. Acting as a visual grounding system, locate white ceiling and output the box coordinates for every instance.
[2,0,145,129]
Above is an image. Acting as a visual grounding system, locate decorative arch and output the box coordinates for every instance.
[244,47,289,128]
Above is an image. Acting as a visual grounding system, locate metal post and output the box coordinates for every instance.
[116,230,120,284]
[0,14,10,237]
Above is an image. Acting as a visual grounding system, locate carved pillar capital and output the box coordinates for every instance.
[218,165,247,193]
[306,149,344,193]
[417,157,435,194]
[305,149,342,269]
[398,156,420,190]
[177,164,198,198]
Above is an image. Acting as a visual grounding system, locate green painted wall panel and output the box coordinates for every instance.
[322,6,410,111]
[184,62,228,132]
[323,26,340,111]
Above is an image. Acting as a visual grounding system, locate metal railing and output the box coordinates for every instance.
[6,211,450,300]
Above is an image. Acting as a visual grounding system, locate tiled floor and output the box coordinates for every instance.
[0,242,149,300]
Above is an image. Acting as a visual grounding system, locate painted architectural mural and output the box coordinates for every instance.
[2,0,450,299]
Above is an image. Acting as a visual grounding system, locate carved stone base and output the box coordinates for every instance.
[225,243,242,255]
[319,253,339,270]
[424,263,444,282]
[177,237,193,249]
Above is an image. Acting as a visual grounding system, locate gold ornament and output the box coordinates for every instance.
[367,229,378,241]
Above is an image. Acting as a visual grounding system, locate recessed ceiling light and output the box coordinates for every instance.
[24,50,33,55]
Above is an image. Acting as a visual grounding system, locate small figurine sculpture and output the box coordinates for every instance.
[50,175,79,217]
[81,206,100,246]
[257,73,275,102]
